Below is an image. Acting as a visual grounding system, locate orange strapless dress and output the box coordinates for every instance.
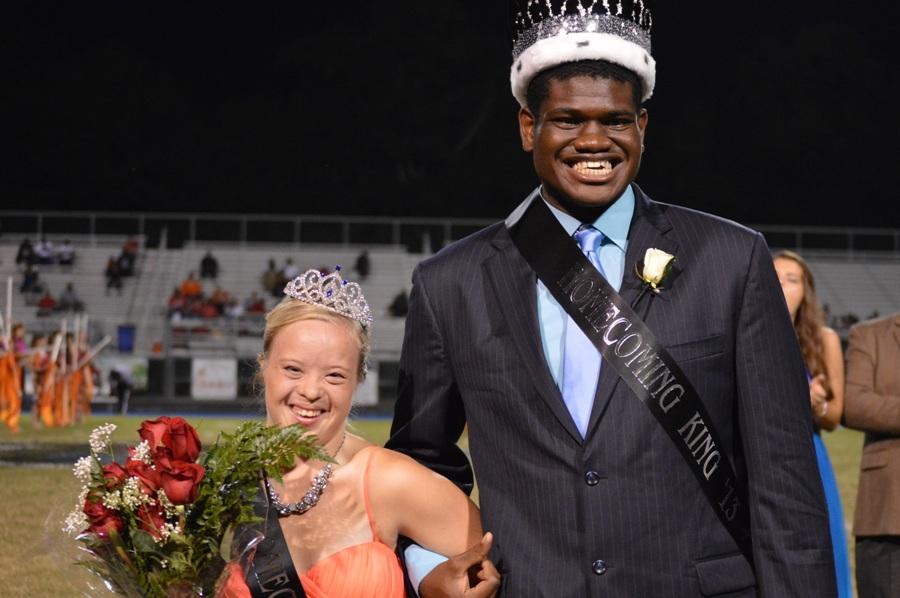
[218,447,405,598]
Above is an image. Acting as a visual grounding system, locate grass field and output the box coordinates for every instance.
[0,416,864,597]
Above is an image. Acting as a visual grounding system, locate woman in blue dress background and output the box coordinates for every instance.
[774,250,852,597]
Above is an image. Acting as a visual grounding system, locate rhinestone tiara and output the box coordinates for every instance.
[283,267,373,330]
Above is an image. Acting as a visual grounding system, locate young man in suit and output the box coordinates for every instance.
[844,312,900,597]
[387,2,836,595]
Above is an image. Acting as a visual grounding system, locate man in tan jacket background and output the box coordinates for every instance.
[843,312,900,597]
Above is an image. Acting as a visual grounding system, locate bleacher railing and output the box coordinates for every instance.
[2,209,899,254]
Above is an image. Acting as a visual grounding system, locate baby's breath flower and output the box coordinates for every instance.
[120,477,145,511]
[102,490,121,510]
[63,507,88,535]
[132,440,152,465]
[72,456,95,484]
[157,521,182,543]
[89,423,117,454]
[157,490,177,518]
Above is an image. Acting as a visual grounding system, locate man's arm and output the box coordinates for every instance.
[734,233,836,596]
[843,323,900,434]
[386,265,476,595]
[386,264,473,491]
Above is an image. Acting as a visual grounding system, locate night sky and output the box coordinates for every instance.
[4,1,898,227]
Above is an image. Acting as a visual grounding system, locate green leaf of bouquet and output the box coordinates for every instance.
[219,525,235,562]
[131,529,160,554]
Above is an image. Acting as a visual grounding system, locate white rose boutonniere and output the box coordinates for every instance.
[640,248,675,291]
[632,248,676,310]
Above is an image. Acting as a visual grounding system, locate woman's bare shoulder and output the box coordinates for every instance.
[338,433,378,466]
[819,326,841,348]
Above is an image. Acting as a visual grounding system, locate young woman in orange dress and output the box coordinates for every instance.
[218,270,499,598]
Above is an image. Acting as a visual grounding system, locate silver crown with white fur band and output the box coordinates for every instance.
[509,0,656,106]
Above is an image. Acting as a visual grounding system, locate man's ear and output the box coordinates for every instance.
[638,108,648,139]
[518,106,536,152]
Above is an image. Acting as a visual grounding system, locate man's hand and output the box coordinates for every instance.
[418,533,501,598]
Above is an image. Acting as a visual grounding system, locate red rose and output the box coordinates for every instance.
[83,499,124,540]
[159,461,205,504]
[126,459,160,495]
[152,445,174,471]
[102,463,127,490]
[136,502,167,541]
[165,417,201,463]
[138,417,171,451]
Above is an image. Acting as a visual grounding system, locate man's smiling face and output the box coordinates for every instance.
[519,75,647,214]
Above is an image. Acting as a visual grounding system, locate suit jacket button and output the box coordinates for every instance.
[592,559,607,575]
[584,470,600,486]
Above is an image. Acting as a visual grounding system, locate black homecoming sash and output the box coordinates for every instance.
[508,198,754,564]
[242,484,307,598]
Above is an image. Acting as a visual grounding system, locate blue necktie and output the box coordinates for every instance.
[562,225,605,437]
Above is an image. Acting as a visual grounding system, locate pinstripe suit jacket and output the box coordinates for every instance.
[387,186,836,597]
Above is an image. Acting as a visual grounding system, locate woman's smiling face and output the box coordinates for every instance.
[262,317,360,445]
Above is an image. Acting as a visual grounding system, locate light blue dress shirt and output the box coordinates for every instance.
[538,186,634,386]
[404,186,635,592]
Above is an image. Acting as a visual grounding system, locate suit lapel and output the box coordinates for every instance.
[585,185,680,438]
[485,229,585,445]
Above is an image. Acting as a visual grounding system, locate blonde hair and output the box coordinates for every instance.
[259,298,369,381]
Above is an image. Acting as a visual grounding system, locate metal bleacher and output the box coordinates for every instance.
[0,237,422,363]
[804,256,900,321]
[138,244,421,360]
[0,238,141,344]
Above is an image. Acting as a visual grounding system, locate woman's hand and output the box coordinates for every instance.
[809,373,829,418]
[419,533,500,598]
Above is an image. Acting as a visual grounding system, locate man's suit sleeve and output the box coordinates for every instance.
[734,233,837,596]
[386,264,474,494]
[844,323,900,434]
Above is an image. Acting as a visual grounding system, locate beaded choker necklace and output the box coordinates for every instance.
[267,434,345,517]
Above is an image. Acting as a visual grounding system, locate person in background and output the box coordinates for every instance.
[105,255,123,295]
[29,334,49,428]
[58,282,85,312]
[842,312,900,598]
[200,250,219,279]
[20,264,41,294]
[355,249,371,280]
[34,237,54,265]
[281,258,300,282]
[119,236,139,276]
[244,292,266,315]
[15,238,35,267]
[167,287,187,318]
[10,323,28,356]
[773,250,851,597]
[261,258,281,298]
[387,289,409,318]
[108,366,133,415]
[57,239,76,266]
[37,290,56,316]
[209,286,230,316]
[179,272,203,299]
[0,324,25,433]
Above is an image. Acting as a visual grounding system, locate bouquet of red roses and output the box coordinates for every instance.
[64,417,325,597]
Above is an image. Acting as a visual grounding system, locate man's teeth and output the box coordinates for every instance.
[292,407,323,418]
[573,160,612,174]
